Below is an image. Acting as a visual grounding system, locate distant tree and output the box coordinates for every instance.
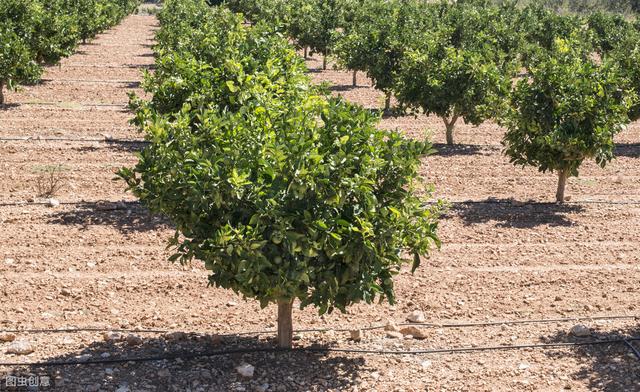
[501,38,634,202]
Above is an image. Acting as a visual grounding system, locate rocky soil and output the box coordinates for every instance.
[0,8,639,392]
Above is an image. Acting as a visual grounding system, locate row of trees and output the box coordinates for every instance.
[0,0,141,104]
[228,0,640,202]
[121,0,442,348]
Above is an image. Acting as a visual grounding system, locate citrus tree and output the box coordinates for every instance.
[393,0,513,144]
[0,23,41,105]
[122,0,441,349]
[501,38,634,202]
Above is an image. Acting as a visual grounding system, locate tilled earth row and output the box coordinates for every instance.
[0,11,639,392]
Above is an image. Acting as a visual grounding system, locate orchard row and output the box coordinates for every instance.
[228,0,640,202]
[0,0,142,104]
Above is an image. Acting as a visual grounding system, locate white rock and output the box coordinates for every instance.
[421,360,432,369]
[46,198,60,207]
[0,332,16,342]
[519,363,530,370]
[236,363,255,378]
[6,340,35,355]
[407,310,426,323]
[4,258,14,265]
[570,324,591,337]
[105,368,114,375]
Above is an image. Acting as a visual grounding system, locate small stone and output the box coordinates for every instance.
[554,296,562,301]
[105,368,114,375]
[103,332,124,343]
[399,326,428,339]
[384,321,400,332]
[407,310,425,323]
[164,331,188,342]
[86,262,96,268]
[46,198,60,207]
[564,195,572,202]
[236,363,254,378]
[115,384,130,392]
[125,334,143,346]
[421,360,432,369]
[157,369,171,378]
[226,301,238,307]
[519,363,530,370]
[386,331,403,339]
[254,383,269,392]
[6,340,35,355]
[76,353,92,362]
[4,258,14,265]
[0,332,16,342]
[100,352,111,358]
[570,324,591,337]
[60,287,72,296]
[350,329,363,342]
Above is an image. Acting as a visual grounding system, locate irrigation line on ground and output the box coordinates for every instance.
[2,199,640,208]
[0,137,147,144]
[2,337,639,367]
[2,315,637,336]
[624,339,640,360]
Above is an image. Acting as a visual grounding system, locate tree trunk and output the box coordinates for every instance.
[384,93,391,112]
[443,115,459,145]
[277,299,293,349]
[352,70,357,87]
[556,169,569,203]
[0,81,4,106]
[322,53,327,70]
[304,47,308,59]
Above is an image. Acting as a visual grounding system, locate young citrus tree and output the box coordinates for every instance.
[501,38,634,202]
[393,1,512,145]
[0,23,41,105]
[122,0,441,349]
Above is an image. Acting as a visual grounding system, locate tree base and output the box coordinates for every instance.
[277,300,293,349]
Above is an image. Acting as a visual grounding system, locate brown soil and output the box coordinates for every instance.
[0,12,639,392]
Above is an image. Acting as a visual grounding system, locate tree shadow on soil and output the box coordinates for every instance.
[431,143,500,157]
[541,326,640,392]
[17,334,366,392]
[72,140,148,154]
[614,143,640,158]
[453,198,584,228]
[47,201,170,233]
[328,84,369,92]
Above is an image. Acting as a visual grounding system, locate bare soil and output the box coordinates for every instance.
[0,12,639,392]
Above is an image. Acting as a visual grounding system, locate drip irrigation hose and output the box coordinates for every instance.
[1,315,637,336]
[2,337,639,367]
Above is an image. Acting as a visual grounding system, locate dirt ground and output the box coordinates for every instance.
[0,9,639,392]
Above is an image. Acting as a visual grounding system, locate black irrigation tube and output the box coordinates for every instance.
[18,102,127,108]
[0,137,148,144]
[3,199,640,208]
[624,339,640,360]
[2,337,640,367]
[40,79,141,84]
[0,201,143,207]
[2,315,637,336]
